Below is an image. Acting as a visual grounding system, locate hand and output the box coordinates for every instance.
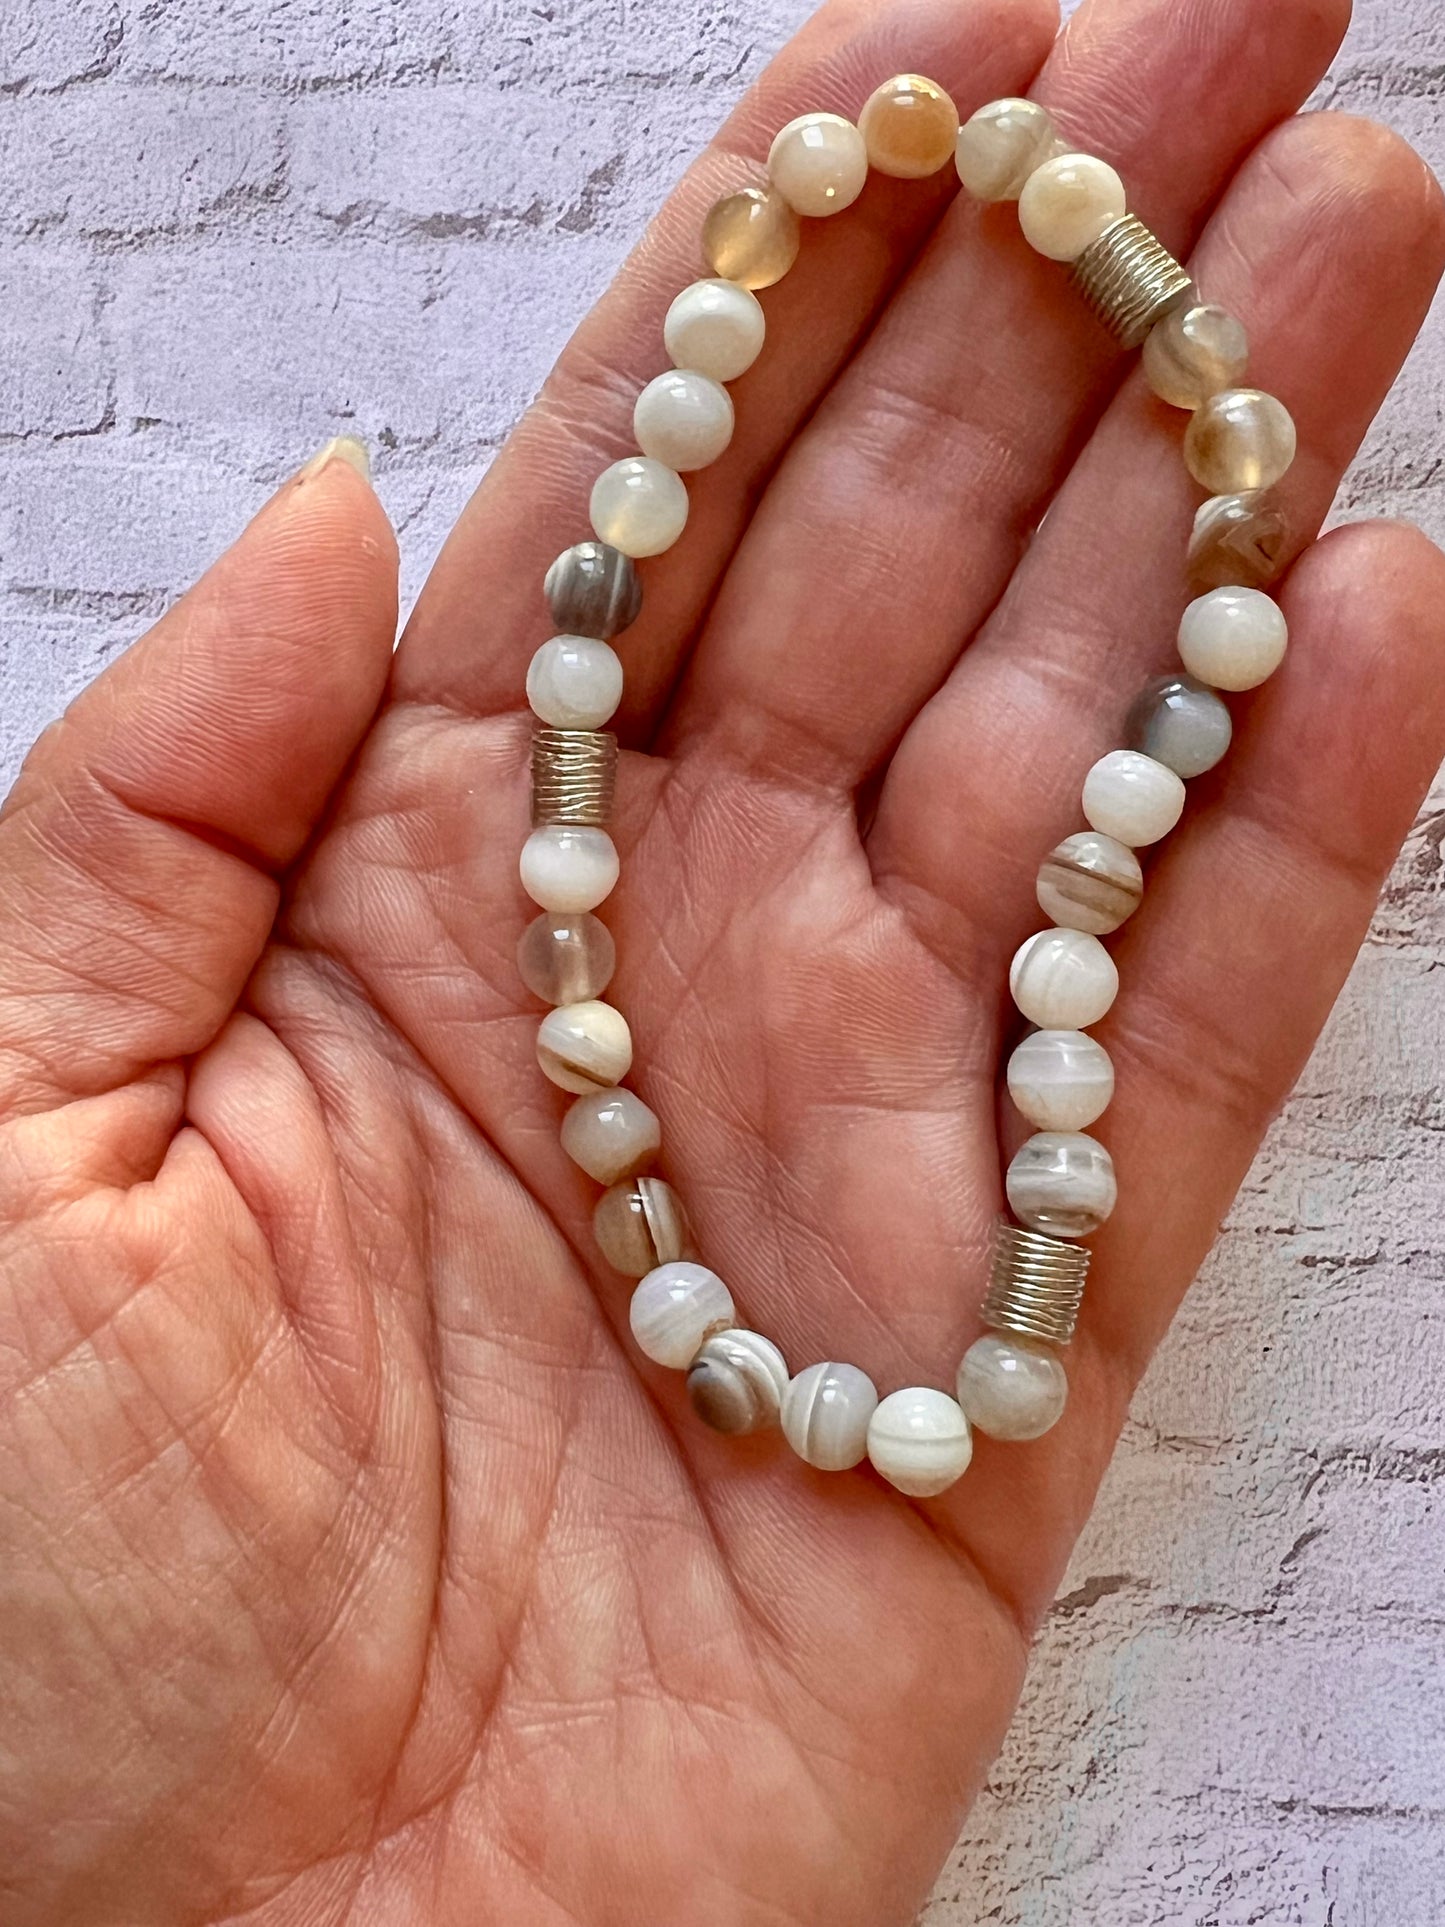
[3,0,1442,1920]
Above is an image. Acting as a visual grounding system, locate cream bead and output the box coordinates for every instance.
[1177,586,1288,692]
[688,1328,790,1435]
[1143,303,1249,412]
[1006,1130,1117,1237]
[536,1000,633,1095]
[866,1388,973,1497]
[782,1362,878,1471]
[517,912,616,1006]
[1082,749,1186,848]
[1010,928,1119,1030]
[560,1088,661,1185]
[1018,153,1126,262]
[957,1334,1068,1442]
[589,456,689,559]
[594,1176,693,1277]
[519,825,619,914]
[767,112,869,217]
[663,279,766,384]
[632,368,734,474]
[629,1261,735,1369]
[955,97,1059,201]
[1184,387,1297,494]
[1007,1029,1115,1132]
[526,635,624,731]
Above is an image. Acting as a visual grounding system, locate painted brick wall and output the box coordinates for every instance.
[2,3,1443,1920]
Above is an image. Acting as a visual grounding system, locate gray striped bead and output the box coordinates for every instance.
[688,1329,789,1436]
[782,1361,878,1471]
[544,541,642,641]
[1125,674,1233,780]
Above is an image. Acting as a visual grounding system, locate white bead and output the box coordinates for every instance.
[629,1261,735,1369]
[1006,1130,1117,1238]
[560,1087,661,1185]
[1082,749,1185,848]
[1018,153,1127,261]
[782,1362,878,1471]
[866,1388,973,1497]
[1009,928,1119,1030]
[519,825,619,914]
[1007,1029,1115,1131]
[767,112,869,218]
[1177,586,1289,692]
[956,1334,1067,1442]
[663,279,766,384]
[589,456,689,560]
[526,635,624,730]
[633,368,735,473]
[536,1000,633,1095]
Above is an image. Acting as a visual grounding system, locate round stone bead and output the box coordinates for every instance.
[955,97,1060,202]
[633,369,735,473]
[517,912,616,1007]
[1018,153,1126,262]
[526,635,624,731]
[1187,490,1288,594]
[589,456,688,559]
[519,826,619,914]
[1010,929,1119,1031]
[1184,387,1297,494]
[701,185,800,290]
[858,73,959,179]
[866,1388,973,1498]
[1178,586,1288,692]
[630,1261,735,1370]
[782,1362,879,1471]
[687,1328,790,1435]
[536,999,633,1095]
[767,112,869,217]
[663,279,766,384]
[1007,1029,1115,1132]
[1125,673,1233,779]
[544,540,641,640]
[1006,1130,1118,1237]
[561,1088,661,1185]
[1082,749,1186,848]
[594,1176,694,1277]
[957,1333,1067,1442]
[1036,830,1143,936]
[1142,303,1249,411]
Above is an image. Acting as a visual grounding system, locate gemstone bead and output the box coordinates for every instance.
[1082,749,1186,847]
[526,635,624,731]
[701,186,801,290]
[1018,153,1127,262]
[1006,1130,1118,1238]
[1177,586,1288,692]
[865,1388,973,1497]
[1036,830,1143,935]
[589,456,689,559]
[858,73,959,179]
[536,1000,633,1095]
[633,369,735,473]
[1125,673,1233,778]
[1143,302,1249,411]
[544,541,641,640]
[629,1261,735,1369]
[663,279,766,384]
[767,113,869,218]
[560,1088,661,1185]
[1010,929,1119,1030]
[1184,388,1297,494]
[688,1329,790,1435]
[1007,1029,1115,1132]
[1187,491,1288,594]
[955,97,1060,201]
[957,1334,1068,1442]
[519,826,619,914]
[517,912,616,1007]
[782,1362,879,1471]
[594,1176,694,1277]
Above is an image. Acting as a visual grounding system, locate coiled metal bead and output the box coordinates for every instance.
[531,727,618,829]
[983,1219,1092,1347]
[1070,214,1193,350]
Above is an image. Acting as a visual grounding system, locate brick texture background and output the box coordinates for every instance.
[2,2,1443,1921]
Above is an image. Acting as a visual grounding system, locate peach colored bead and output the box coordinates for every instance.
[701,186,801,290]
[858,73,959,180]
[1184,388,1297,495]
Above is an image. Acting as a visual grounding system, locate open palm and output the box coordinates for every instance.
[4,0,1445,1921]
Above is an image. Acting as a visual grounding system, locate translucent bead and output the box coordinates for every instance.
[536,1000,632,1095]
[1007,1029,1115,1132]
[1187,490,1288,594]
[594,1176,694,1277]
[957,1333,1067,1442]
[589,456,689,560]
[767,112,868,218]
[1125,673,1232,779]
[688,1328,790,1435]
[517,912,616,1006]
[1010,929,1119,1030]
[858,73,959,180]
[526,635,624,731]
[544,540,641,640]
[630,1261,735,1369]
[701,186,800,290]
[1184,388,1297,494]
[1036,830,1142,936]
[560,1088,661,1185]
[519,826,619,914]
[955,97,1060,202]
[866,1387,973,1497]
[663,279,766,384]
[782,1361,879,1471]
[1006,1130,1117,1238]
[632,369,734,473]
[1082,749,1185,848]
[1018,153,1126,262]
[1142,302,1249,411]
[1177,586,1288,692]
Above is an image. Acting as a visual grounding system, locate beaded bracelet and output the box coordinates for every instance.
[516,77,1294,1497]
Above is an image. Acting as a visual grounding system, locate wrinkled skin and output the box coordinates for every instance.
[2,0,1444,1921]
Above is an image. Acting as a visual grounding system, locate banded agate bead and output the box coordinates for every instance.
[1082,749,1185,848]
[1010,928,1119,1030]
[561,1088,661,1184]
[526,635,623,730]
[544,541,641,640]
[688,1329,790,1435]
[630,1262,735,1369]
[1036,830,1142,935]
[1187,491,1288,594]
[536,1000,632,1095]
[858,73,959,179]
[633,369,734,473]
[955,97,1060,201]
[1007,1029,1115,1132]
[702,186,800,290]
[768,113,869,217]
[1184,388,1296,494]
[594,1176,693,1277]
[664,280,766,383]
[957,1334,1067,1442]
[1006,1130,1118,1237]
[517,912,616,1006]
[520,826,619,914]
[866,1387,973,1497]
[590,457,689,559]
[1178,586,1288,692]
[1019,153,1126,262]
[1125,674,1233,779]
[782,1362,879,1471]
[1143,302,1249,411]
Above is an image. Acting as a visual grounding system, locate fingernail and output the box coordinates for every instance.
[297,434,371,485]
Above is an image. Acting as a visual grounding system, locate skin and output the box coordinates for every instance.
[1,0,1443,1919]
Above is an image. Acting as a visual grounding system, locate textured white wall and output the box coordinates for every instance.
[2,3,1443,1921]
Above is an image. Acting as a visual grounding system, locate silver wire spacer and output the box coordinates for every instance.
[983,1219,1092,1348]
[531,727,618,828]
[1070,215,1193,350]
